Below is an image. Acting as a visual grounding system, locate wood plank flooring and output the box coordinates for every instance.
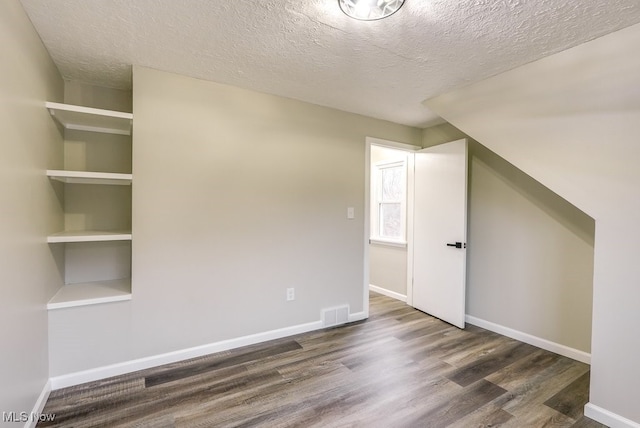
[38,292,606,427]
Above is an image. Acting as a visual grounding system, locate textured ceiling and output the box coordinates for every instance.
[18,0,640,127]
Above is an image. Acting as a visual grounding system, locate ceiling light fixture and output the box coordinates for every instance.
[339,0,406,21]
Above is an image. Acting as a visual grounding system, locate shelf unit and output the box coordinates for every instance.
[46,101,133,310]
[47,230,132,243]
[46,102,133,135]
[47,170,132,186]
[47,279,132,310]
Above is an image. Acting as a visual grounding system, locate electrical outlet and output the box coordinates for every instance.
[286,287,295,301]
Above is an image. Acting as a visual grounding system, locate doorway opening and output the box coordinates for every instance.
[364,137,470,329]
[363,137,420,318]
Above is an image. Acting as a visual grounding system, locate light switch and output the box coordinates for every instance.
[347,207,355,219]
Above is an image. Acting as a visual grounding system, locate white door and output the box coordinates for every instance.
[411,139,468,328]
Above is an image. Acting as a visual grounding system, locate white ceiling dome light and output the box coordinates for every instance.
[338,0,406,21]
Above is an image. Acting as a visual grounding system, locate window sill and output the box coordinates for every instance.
[369,238,407,248]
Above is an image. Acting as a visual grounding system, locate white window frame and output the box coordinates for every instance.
[370,158,407,247]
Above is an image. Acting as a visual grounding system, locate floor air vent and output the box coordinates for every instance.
[322,305,350,328]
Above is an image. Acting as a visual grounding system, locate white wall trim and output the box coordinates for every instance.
[365,136,422,152]
[24,380,51,428]
[363,140,372,320]
[348,311,367,323]
[50,319,327,390]
[405,151,415,306]
[369,238,407,248]
[465,315,591,364]
[369,284,407,303]
[584,403,640,428]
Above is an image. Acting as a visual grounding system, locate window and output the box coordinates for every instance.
[371,159,407,245]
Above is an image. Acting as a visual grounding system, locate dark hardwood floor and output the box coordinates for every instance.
[39,292,606,427]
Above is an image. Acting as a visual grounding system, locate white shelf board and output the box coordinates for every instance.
[47,170,132,186]
[46,102,133,136]
[47,230,132,243]
[47,279,132,310]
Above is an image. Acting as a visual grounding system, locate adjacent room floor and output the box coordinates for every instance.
[39,292,604,427]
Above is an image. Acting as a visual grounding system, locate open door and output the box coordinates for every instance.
[411,139,468,328]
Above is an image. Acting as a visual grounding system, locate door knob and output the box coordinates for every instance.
[446,242,466,249]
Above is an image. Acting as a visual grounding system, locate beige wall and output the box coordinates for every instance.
[129,66,419,356]
[426,22,640,425]
[467,142,594,353]
[0,0,63,415]
[48,66,421,374]
[369,244,407,296]
[422,122,469,148]
[63,80,132,113]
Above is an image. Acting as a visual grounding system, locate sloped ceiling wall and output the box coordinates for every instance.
[425,23,640,425]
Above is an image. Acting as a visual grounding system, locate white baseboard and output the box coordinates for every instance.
[585,403,640,428]
[348,311,367,323]
[25,380,51,428]
[465,315,591,364]
[369,284,407,302]
[50,319,325,390]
